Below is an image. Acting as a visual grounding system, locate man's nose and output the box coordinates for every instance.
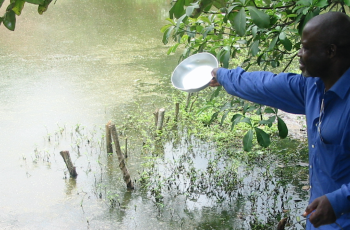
[297,48,303,57]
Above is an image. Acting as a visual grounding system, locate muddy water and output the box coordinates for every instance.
[0,1,309,229]
[0,0,179,229]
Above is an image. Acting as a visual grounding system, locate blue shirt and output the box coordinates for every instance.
[217,67,350,230]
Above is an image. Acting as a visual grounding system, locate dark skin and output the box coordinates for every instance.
[210,12,350,228]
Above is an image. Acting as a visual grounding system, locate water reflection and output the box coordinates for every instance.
[0,0,179,229]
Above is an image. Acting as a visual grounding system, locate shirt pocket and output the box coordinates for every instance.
[316,140,350,183]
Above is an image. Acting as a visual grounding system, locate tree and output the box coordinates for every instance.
[162,0,350,150]
[0,0,54,31]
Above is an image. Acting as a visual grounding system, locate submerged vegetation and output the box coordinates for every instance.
[31,76,309,229]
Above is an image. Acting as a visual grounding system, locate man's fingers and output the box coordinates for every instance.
[303,198,319,217]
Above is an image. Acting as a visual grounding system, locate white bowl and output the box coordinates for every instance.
[171,53,218,93]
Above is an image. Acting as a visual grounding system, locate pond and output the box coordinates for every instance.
[0,0,309,229]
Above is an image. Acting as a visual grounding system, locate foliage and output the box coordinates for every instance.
[131,85,309,228]
[0,0,54,31]
[162,0,350,151]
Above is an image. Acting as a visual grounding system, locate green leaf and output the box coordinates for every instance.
[25,0,44,4]
[160,23,173,33]
[277,116,288,138]
[198,16,211,24]
[3,10,16,31]
[162,26,174,45]
[234,8,246,36]
[169,0,185,19]
[38,0,52,15]
[257,53,264,65]
[0,0,5,8]
[256,107,261,115]
[167,43,179,55]
[184,0,192,5]
[252,25,257,38]
[268,36,278,51]
[218,47,230,68]
[203,24,214,39]
[250,40,259,56]
[186,5,195,17]
[345,0,350,6]
[280,38,292,51]
[243,129,253,151]
[241,117,252,126]
[279,31,286,40]
[255,127,271,147]
[296,0,311,6]
[222,47,230,68]
[220,110,230,126]
[247,6,270,28]
[176,14,187,29]
[298,9,319,35]
[315,0,328,7]
[12,0,25,16]
[231,113,243,130]
[259,116,276,127]
[220,101,232,112]
[264,107,276,114]
[210,86,222,101]
[209,112,219,125]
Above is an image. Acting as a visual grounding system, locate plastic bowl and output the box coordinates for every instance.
[171,53,218,93]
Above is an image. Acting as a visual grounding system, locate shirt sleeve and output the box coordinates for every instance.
[216,67,306,114]
[326,183,350,218]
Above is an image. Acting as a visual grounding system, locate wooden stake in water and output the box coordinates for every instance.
[60,151,78,178]
[185,92,192,111]
[109,124,134,189]
[125,137,128,158]
[153,109,159,127]
[175,102,179,121]
[106,121,113,155]
[156,108,165,131]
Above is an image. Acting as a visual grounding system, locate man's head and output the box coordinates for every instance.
[297,12,350,79]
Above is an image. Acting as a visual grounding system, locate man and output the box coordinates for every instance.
[210,12,350,229]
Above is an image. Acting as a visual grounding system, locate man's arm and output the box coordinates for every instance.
[211,67,306,114]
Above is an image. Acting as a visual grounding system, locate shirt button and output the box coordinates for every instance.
[310,165,312,168]
[312,145,315,148]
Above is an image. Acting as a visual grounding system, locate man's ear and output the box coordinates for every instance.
[328,44,337,58]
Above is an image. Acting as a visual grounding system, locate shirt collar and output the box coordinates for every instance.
[328,67,350,99]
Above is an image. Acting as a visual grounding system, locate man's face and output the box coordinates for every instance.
[297,26,330,78]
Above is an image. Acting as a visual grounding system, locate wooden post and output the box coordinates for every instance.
[60,151,78,178]
[109,124,134,189]
[185,92,192,111]
[106,121,113,154]
[175,102,179,121]
[153,109,159,127]
[125,137,128,158]
[156,108,165,131]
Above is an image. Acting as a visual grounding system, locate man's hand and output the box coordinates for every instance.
[209,68,221,87]
[303,195,337,228]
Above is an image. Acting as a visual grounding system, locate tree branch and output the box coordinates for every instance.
[282,52,298,72]
[253,0,296,9]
